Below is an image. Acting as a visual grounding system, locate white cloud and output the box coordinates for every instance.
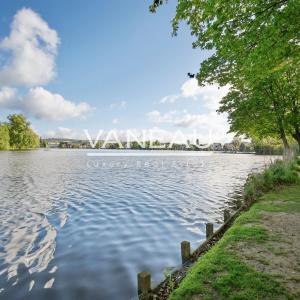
[0,9,93,122]
[180,79,201,98]
[174,111,228,130]
[112,118,119,124]
[0,8,59,87]
[160,95,179,104]
[153,79,232,142]
[0,86,92,121]
[147,109,227,130]
[160,79,229,109]
[185,82,229,110]
[174,114,203,128]
[147,110,178,123]
[146,109,233,143]
[23,87,92,121]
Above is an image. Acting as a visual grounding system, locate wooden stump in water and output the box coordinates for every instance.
[137,271,151,298]
[181,241,191,264]
[206,223,214,239]
[224,209,230,223]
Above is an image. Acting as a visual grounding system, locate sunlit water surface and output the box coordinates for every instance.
[0,150,275,299]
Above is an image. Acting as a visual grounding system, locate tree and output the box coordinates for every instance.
[252,137,285,155]
[26,127,40,149]
[219,73,300,151]
[232,137,242,151]
[150,0,300,152]
[151,0,299,85]
[0,123,10,150]
[130,141,142,149]
[40,138,48,148]
[239,143,246,152]
[7,114,40,150]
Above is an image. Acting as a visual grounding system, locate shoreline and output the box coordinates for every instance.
[150,203,247,300]
[140,158,300,300]
[167,183,300,300]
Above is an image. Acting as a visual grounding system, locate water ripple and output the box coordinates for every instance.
[0,150,274,299]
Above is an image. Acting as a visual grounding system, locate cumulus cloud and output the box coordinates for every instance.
[180,79,201,98]
[153,79,232,142]
[0,8,59,87]
[147,109,233,143]
[174,111,228,130]
[174,113,204,128]
[146,109,233,143]
[160,79,229,109]
[147,110,178,123]
[23,87,92,121]
[0,9,93,122]
[160,95,179,104]
[0,86,92,121]
[147,109,227,129]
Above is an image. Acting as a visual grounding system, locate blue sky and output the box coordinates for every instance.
[0,1,232,143]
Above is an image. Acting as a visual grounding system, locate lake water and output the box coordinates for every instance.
[0,150,274,300]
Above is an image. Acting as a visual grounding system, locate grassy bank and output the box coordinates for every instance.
[169,159,300,300]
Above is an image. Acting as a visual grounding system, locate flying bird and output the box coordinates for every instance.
[187,73,195,78]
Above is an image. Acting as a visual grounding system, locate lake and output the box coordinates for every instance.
[0,150,274,299]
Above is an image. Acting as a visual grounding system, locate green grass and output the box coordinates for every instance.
[244,158,300,204]
[169,184,300,300]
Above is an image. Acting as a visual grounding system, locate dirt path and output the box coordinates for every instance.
[228,210,300,296]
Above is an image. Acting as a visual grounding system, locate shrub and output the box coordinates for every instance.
[244,158,299,205]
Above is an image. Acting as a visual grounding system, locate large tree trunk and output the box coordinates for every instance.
[264,84,290,157]
[291,98,300,153]
[281,134,291,158]
[270,94,290,157]
[277,115,290,157]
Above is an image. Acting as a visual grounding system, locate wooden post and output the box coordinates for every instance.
[224,209,230,223]
[181,241,191,264]
[137,272,151,296]
[236,199,242,209]
[206,223,214,239]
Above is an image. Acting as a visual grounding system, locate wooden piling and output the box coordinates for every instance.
[224,209,230,223]
[181,241,191,264]
[137,271,151,297]
[206,223,214,239]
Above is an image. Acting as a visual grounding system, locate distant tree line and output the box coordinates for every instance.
[0,114,40,150]
[94,140,187,150]
[50,136,293,155]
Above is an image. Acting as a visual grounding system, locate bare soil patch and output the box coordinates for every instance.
[228,211,300,296]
